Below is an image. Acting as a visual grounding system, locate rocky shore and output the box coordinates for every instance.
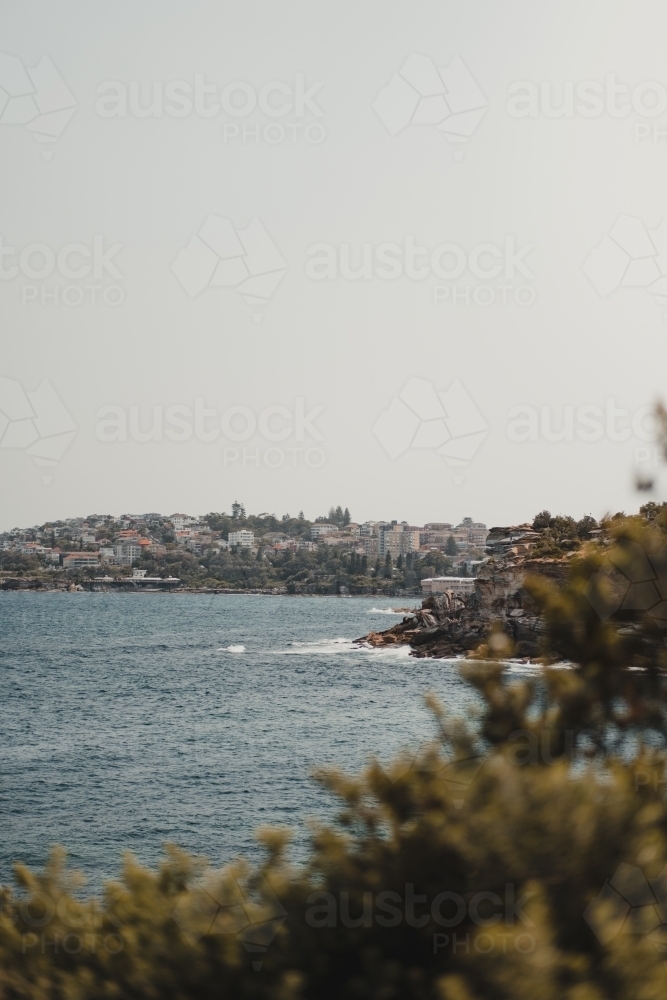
[356,524,572,659]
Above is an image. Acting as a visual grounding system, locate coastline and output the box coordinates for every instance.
[0,581,421,598]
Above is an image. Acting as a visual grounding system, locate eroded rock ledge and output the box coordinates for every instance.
[356,552,570,659]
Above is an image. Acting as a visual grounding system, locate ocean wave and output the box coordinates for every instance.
[278,638,354,654]
[367,607,411,615]
[504,660,573,673]
[217,644,246,653]
[273,637,414,659]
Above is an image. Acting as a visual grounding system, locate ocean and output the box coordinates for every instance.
[0,593,481,885]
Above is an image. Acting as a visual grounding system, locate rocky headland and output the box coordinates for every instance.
[356,524,572,659]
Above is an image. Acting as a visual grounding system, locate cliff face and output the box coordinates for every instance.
[474,554,570,614]
[357,548,571,660]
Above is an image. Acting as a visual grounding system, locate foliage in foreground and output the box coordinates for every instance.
[6,517,667,997]
[2,741,667,999]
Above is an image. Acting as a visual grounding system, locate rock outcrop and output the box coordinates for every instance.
[356,528,572,659]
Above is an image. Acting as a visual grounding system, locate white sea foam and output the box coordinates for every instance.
[272,637,414,659]
[278,638,354,654]
[218,644,246,652]
[367,607,409,615]
[504,660,573,673]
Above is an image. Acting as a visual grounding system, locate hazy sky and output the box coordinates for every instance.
[1,0,666,531]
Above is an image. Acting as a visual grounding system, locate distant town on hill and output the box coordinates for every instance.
[0,503,607,594]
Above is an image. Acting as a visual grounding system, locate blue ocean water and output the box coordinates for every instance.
[0,593,479,885]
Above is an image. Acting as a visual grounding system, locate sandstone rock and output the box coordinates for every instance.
[355,545,568,660]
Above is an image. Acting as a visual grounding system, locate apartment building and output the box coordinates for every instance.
[228,529,254,549]
[114,542,141,565]
[420,519,488,551]
[363,536,379,558]
[378,523,421,558]
[421,523,454,546]
[311,523,338,540]
[172,515,201,532]
[62,552,100,570]
[452,518,489,548]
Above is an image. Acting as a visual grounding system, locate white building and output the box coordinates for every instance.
[172,515,200,532]
[114,542,141,565]
[421,577,476,596]
[62,552,100,570]
[228,529,254,549]
[311,524,338,539]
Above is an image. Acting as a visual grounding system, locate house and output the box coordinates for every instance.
[185,537,206,555]
[273,539,299,552]
[21,542,47,556]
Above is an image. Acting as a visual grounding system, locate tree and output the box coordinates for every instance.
[383,552,392,578]
[343,507,351,526]
[445,534,457,556]
[231,501,245,519]
[396,553,404,570]
[577,514,598,538]
[532,509,552,529]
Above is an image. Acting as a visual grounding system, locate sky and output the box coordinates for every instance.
[1,0,666,531]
